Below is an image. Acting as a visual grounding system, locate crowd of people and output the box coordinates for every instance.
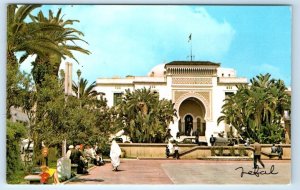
[66,144,105,175]
[35,137,285,184]
[271,143,284,159]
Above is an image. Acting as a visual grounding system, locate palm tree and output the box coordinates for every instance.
[7,5,63,66]
[7,5,64,117]
[72,78,98,98]
[218,74,291,143]
[28,8,91,87]
[118,88,177,143]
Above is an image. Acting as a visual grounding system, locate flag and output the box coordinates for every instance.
[188,33,192,42]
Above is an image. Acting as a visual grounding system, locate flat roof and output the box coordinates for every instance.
[165,61,220,66]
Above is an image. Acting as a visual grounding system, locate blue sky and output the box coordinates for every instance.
[20,5,291,86]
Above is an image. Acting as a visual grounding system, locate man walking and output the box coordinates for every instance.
[210,135,216,146]
[253,141,265,169]
[277,144,283,160]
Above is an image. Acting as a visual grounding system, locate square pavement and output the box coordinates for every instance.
[65,159,290,184]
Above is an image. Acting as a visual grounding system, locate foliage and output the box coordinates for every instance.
[6,120,27,182]
[7,5,62,67]
[72,78,105,108]
[238,147,246,157]
[6,63,35,118]
[28,8,90,87]
[210,147,216,156]
[218,73,291,144]
[117,88,177,143]
[229,147,235,156]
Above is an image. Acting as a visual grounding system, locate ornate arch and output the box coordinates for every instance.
[182,113,195,121]
[174,92,211,121]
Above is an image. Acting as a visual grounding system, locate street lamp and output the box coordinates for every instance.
[76,69,81,99]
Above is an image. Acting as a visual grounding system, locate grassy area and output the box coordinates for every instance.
[7,159,59,184]
[6,169,27,184]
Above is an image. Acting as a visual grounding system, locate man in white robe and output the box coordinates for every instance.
[110,140,121,171]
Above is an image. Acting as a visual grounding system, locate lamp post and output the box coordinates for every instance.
[76,69,81,99]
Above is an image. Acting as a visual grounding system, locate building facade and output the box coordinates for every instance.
[95,61,248,143]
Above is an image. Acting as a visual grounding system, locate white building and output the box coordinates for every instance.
[95,61,248,143]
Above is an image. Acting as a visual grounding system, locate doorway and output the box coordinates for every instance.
[185,115,193,136]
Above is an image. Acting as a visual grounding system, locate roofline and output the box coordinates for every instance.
[165,61,220,66]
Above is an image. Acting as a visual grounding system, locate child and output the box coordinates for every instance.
[40,165,60,184]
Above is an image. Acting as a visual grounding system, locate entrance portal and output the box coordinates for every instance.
[178,97,206,137]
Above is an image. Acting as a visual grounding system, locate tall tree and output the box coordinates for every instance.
[28,8,91,87]
[118,88,177,143]
[218,73,291,144]
[7,5,62,117]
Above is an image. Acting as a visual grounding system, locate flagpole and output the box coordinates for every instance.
[188,33,193,62]
[190,37,193,62]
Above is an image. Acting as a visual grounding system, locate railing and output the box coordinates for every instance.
[218,77,248,84]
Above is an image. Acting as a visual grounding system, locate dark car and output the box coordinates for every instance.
[214,137,238,146]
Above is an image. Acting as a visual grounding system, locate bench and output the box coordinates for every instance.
[24,167,42,184]
[24,174,41,184]
[71,164,78,170]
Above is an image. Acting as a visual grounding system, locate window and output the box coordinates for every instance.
[113,93,123,105]
[225,92,234,99]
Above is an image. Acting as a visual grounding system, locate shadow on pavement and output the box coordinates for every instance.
[69,178,105,183]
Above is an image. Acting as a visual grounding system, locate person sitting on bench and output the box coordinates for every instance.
[37,147,60,184]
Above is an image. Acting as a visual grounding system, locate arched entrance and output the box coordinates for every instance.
[178,97,206,137]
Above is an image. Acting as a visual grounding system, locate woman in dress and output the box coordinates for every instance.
[110,140,121,171]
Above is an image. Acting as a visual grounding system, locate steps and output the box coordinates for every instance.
[198,156,252,161]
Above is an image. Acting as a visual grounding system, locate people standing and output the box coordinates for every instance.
[252,141,265,169]
[271,144,277,153]
[194,130,199,145]
[245,138,250,146]
[110,140,121,171]
[173,143,180,159]
[210,135,215,146]
[277,144,283,160]
[66,145,74,159]
[71,145,82,164]
[167,141,174,156]
[165,145,170,158]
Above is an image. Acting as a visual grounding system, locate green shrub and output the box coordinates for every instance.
[218,147,224,156]
[100,143,111,157]
[239,147,246,156]
[6,120,26,183]
[211,147,216,156]
[229,147,235,156]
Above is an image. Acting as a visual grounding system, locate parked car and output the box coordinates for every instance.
[214,137,238,146]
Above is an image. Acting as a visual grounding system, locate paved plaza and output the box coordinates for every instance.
[65,159,290,184]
